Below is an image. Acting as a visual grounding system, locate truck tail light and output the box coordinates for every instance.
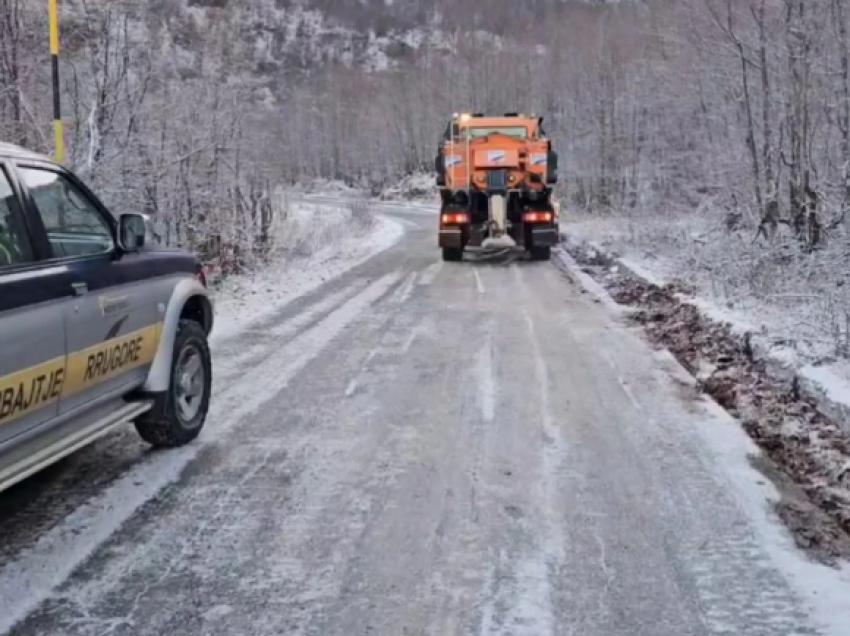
[441,212,470,225]
[523,211,553,223]
[195,264,208,287]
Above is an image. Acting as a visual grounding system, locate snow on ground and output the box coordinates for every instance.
[559,219,850,570]
[555,243,850,635]
[211,201,403,342]
[563,212,850,413]
[285,178,361,196]
[284,172,437,206]
[378,172,436,202]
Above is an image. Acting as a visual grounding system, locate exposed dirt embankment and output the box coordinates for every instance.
[561,240,850,566]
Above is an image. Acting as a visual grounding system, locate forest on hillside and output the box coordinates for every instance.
[1,0,848,254]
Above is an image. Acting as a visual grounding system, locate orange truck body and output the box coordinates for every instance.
[440,116,551,195]
[434,112,560,261]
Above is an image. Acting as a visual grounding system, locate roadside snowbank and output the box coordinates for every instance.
[286,178,361,195]
[557,243,850,636]
[211,211,403,343]
[378,172,436,202]
[284,173,437,209]
[558,231,850,565]
[563,214,850,416]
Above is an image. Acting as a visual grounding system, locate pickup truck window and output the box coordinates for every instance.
[0,167,34,266]
[18,167,114,259]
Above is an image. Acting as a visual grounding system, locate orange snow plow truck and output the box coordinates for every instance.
[434,112,559,262]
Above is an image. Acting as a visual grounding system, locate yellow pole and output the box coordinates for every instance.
[48,0,63,162]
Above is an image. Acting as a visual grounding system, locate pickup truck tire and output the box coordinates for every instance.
[529,246,551,261]
[134,319,212,448]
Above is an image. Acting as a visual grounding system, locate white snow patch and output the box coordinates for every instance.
[616,255,668,288]
[379,172,436,202]
[498,555,557,636]
[344,378,359,397]
[376,200,437,216]
[418,261,443,285]
[221,282,368,373]
[477,338,496,423]
[561,231,850,636]
[691,393,850,636]
[563,216,850,430]
[402,326,419,353]
[287,179,360,196]
[211,214,403,343]
[798,364,850,432]
[684,296,760,336]
[390,271,418,305]
[202,604,233,620]
[473,269,485,294]
[553,249,623,314]
[801,365,850,406]
[489,304,564,636]
[0,450,195,636]
[391,215,425,230]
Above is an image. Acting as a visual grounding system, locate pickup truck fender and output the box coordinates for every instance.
[143,278,213,393]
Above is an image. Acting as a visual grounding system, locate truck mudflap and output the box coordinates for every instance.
[529,225,558,247]
[439,210,469,248]
[439,228,464,249]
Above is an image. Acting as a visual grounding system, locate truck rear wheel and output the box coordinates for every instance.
[529,246,551,261]
[442,247,463,262]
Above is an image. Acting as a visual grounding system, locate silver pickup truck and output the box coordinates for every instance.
[0,142,214,493]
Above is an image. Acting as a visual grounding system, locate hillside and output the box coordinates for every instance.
[3,0,650,188]
[2,0,848,265]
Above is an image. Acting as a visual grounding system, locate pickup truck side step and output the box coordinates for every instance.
[0,401,152,494]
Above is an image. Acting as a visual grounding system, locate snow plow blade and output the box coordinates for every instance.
[481,234,517,249]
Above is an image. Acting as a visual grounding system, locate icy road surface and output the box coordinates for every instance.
[1,204,849,636]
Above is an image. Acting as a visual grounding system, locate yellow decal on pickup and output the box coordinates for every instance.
[62,323,161,396]
[0,357,67,427]
[0,322,163,428]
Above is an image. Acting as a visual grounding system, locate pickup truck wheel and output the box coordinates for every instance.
[134,319,212,448]
[442,247,463,262]
[529,246,551,261]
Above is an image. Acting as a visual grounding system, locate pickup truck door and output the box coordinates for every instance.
[15,164,160,418]
[0,162,68,449]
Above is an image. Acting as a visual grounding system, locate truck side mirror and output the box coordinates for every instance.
[546,150,559,185]
[117,213,146,251]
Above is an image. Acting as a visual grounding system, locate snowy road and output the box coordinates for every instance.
[1,205,849,635]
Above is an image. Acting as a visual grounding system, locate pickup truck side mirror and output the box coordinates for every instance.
[117,213,146,252]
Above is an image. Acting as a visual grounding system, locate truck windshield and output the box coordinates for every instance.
[465,126,528,139]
